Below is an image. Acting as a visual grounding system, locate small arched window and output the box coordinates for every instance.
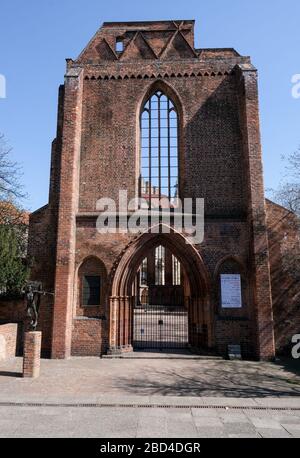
[140,91,179,207]
[78,257,107,308]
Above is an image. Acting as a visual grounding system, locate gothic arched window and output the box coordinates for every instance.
[140,91,179,206]
[155,245,165,286]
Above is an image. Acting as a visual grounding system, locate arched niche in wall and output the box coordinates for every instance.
[76,256,108,318]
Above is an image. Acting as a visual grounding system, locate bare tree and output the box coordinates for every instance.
[270,147,300,280]
[0,134,27,224]
[0,134,25,202]
[273,148,300,217]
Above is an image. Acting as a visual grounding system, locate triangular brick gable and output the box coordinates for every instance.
[76,21,197,63]
[161,31,197,60]
[95,39,118,61]
[142,31,175,56]
[77,34,117,63]
[120,32,157,61]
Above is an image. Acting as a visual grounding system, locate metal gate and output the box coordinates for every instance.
[133,296,189,350]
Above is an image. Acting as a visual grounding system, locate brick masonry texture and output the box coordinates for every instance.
[23,331,42,378]
[0,324,17,360]
[71,318,105,357]
[266,200,300,354]
[1,20,296,360]
[0,299,52,358]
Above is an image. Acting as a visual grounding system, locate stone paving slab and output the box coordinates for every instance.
[0,356,299,402]
[201,397,259,407]
[253,397,300,408]
[257,428,292,438]
[0,404,299,438]
[0,356,299,437]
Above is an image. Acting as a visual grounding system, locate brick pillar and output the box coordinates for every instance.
[108,296,120,354]
[237,64,275,360]
[128,297,134,349]
[123,296,134,350]
[51,67,84,359]
[124,296,129,347]
[119,296,125,349]
[23,332,42,378]
[108,296,133,354]
[203,294,214,348]
[188,297,195,347]
[122,297,133,352]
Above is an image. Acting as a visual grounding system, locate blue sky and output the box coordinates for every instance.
[0,0,299,211]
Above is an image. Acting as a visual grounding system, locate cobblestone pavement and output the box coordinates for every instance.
[0,356,299,438]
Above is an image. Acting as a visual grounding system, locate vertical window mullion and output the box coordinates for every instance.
[158,95,161,204]
[139,115,143,205]
[149,101,152,209]
[167,100,171,201]
[158,246,160,285]
[162,246,165,285]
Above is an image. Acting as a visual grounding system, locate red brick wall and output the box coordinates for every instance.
[0,298,52,357]
[213,258,256,358]
[51,69,84,359]
[0,323,17,359]
[266,200,300,355]
[71,318,106,356]
[26,20,280,359]
[80,73,247,217]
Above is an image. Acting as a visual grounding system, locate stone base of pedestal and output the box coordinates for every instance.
[23,331,42,378]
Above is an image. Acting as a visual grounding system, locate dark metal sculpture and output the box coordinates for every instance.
[24,282,53,331]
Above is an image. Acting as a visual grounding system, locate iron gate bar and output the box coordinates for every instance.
[133,295,189,350]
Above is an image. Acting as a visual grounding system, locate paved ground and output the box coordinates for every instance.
[1,405,300,438]
[1,355,299,400]
[0,355,299,437]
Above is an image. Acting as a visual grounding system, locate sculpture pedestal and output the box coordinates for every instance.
[23,331,42,378]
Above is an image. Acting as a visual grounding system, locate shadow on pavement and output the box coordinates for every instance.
[115,361,300,398]
[273,357,300,378]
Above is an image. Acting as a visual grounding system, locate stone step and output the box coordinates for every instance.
[103,351,222,360]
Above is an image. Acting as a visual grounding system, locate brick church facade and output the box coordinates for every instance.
[26,20,299,360]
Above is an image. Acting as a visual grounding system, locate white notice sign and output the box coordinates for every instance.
[221,274,242,308]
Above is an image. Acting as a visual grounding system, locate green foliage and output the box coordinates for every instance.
[0,134,29,298]
[0,223,29,298]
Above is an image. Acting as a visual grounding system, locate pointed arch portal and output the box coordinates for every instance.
[108,227,213,355]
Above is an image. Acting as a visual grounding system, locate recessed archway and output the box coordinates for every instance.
[108,225,213,355]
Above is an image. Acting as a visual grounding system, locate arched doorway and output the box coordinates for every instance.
[108,227,212,355]
[133,243,189,350]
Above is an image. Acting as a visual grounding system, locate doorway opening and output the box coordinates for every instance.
[108,230,212,356]
[133,245,189,350]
